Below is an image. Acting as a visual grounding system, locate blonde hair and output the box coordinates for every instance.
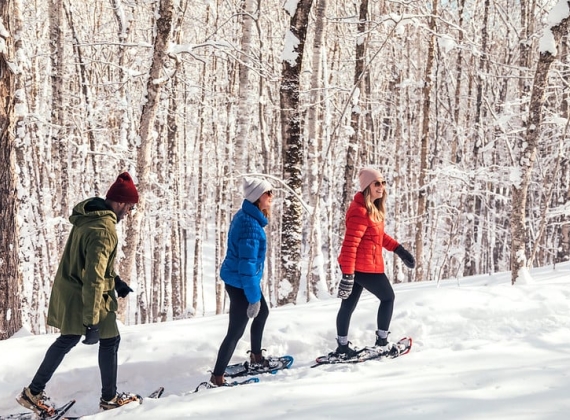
[362,186,386,222]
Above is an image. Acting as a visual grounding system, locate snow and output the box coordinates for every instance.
[539,0,570,54]
[1,262,570,419]
[281,30,301,67]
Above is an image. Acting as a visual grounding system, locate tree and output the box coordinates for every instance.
[511,0,570,284]
[0,0,23,339]
[122,0,174,314]
[279,0,313,305]
[414,0,438,282]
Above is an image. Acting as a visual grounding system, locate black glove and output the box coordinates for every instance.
[246,301,261,319]
[82,324,100,345]
[337,274,355,299]
[114,275,133,298]
[395,245,415,269]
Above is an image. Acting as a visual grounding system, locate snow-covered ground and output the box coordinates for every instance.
[1,262,569,419]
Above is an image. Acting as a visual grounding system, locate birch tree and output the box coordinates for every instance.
[305,0,328,299]
[234,0,257,174]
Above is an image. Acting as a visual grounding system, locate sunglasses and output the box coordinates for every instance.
[373,180,387,187]
[264,190,273,197]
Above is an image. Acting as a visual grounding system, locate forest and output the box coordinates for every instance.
[1,0,569,339]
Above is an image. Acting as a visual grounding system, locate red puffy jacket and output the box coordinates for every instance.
[338,192,399,274]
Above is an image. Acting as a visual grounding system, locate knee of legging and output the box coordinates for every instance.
[57,334,81,349]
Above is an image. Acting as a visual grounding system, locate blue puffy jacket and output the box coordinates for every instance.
[220,199,268,303]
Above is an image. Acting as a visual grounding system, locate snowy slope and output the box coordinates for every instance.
[1,262,569,419]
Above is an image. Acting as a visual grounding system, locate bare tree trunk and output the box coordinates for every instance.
[110,0,137,170]
[168,76,182,321]
[279,0,313,305]
[192,63,207,315]
[63,3,100,193]
[342,0,368,206]
[152,123,165,322]
[414,0,438,282]
[451,0,466,164]
[511,4,570,284]
[306,0,327,299]
[463,0,489,277]
[123,0,174,300]
[0,0,23,340]
[49,0,68,214]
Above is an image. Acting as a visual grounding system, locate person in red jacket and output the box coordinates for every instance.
[334,167,415,358]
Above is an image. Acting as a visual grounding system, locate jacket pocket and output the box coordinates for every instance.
[103,293,118,312]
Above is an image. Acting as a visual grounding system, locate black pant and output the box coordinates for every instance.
[213,284,269,376]
[336,272,395,337]
[29,334,121,401]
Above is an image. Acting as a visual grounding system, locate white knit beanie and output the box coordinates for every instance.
[243,177,273,203]
[358,168,383,192]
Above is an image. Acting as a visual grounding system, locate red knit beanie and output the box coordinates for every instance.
[106,172,139,203]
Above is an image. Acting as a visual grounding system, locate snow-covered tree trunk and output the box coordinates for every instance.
[0,0,23,340]
[511,0,570,284]
[279,0,313,305]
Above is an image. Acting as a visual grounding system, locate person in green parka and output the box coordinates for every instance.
[17,172,142,415]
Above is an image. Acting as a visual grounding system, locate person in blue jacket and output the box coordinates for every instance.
[210,177,274,386]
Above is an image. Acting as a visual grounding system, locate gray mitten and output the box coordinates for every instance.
[247,301,261,319]
[337,274,355,299]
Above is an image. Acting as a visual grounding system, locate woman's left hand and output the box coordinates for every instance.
[395,245,415,269]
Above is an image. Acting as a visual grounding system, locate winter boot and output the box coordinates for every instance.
[209,374,227,387]
[16,387,55,416]
[375,330,390,347]
[99,391,142,410]
[249,351,269,368]
[375,336,388,347]
[333,339,359,359]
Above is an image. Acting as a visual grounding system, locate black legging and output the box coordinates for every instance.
[336,272,395,337]
[29,334,121,401]
[213,284,269,376]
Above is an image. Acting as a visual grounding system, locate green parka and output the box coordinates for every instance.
[47,197,120,338]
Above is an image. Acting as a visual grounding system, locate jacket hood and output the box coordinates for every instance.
[69,197,117,227]
[353,191,365,205]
